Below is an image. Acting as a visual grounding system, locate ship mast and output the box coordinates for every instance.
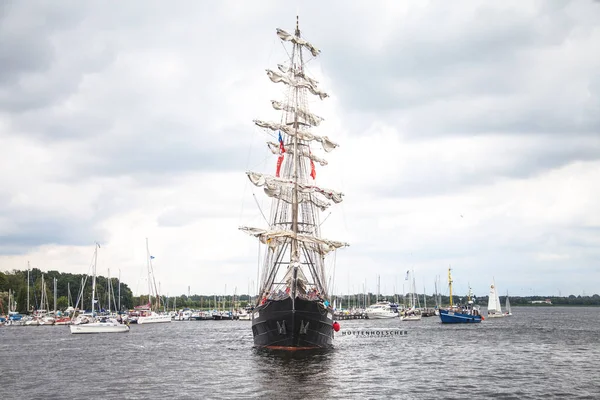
[448,266,453,307]
[290,16,301,300]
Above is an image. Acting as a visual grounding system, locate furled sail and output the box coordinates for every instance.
[276,28,321,57]
[267,142,328,166]
[266,70,329,100]
[247,171,344,203]
[277,64,319,87]
[254,120,339,152]
[239,227,348,254]
[262,184,331,211]
[271,100,324,127]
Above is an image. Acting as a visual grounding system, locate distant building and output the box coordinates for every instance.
[531,299,552,305]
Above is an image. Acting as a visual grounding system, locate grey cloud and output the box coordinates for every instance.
[373,135,600,198]
[0,214,107,255]
[321,1,600,136]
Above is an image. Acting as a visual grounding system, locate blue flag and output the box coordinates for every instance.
[150,256,155,259]
[278,131,285,153]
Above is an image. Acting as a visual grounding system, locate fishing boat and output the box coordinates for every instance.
[439,267,483,324]
[70,243,130,334]
[487,280,505,318]
[240,18,348,349]
[504,291,513,316]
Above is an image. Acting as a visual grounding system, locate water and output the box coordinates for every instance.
[1,307,599,399]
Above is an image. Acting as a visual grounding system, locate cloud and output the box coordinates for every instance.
[0,1,599,297]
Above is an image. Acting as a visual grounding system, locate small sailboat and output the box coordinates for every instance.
[504,291,513,316]
[136,239,171,324]
[439,267,483,324]
[70,243,129,334]
[487,280,505,318]
[401,270,421,321]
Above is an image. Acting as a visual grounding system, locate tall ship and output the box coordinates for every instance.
[241,18,348,349]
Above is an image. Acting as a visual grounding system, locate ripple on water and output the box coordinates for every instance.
[1,308,599,399]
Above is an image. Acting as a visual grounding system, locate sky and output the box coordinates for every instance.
[1,0,599,299]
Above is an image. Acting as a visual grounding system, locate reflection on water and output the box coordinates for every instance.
[252,348,334,398]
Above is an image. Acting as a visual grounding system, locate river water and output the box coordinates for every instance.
[1,306,598,399]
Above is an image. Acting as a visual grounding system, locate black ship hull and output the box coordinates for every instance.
[251,297,334,349]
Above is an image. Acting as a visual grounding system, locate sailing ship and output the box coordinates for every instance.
[439,267,483,324]
[486,280,505,318]
[240,18,348,349]
[70,243,129,334]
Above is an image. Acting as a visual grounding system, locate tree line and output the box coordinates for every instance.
[0,268,134,314]
[0,269,256,313]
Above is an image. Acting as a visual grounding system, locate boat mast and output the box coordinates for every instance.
[108,268,111,313]
[27,263,30,314]
[91,243,99,316]
[290,16,301,301]
[448,266,453,307]
[118,269,122,312]
[40,273,45,311]
[53,277,57,315]
[146,238,152,308]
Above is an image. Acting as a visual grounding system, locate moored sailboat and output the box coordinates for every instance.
[70,243,129,334]
[241,18,348,349]
[401,270,422,321]
[135,239,171,324]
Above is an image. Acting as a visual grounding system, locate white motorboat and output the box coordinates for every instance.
[137,312,172,324]
[365,302,398,319]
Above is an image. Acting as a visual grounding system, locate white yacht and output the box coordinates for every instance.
[365,302,399,319]
[70,317,129,334]
[137,311,172,324]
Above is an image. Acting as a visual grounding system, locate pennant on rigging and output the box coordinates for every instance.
[276,154,284,177]
[276,131,286,177]
[309,147,316,180]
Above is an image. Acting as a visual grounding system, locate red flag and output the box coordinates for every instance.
[309,147,316,180]
[275,131,286,177]
[276,154,284,177]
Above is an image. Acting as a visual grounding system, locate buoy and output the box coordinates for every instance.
[332,321,340,332]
